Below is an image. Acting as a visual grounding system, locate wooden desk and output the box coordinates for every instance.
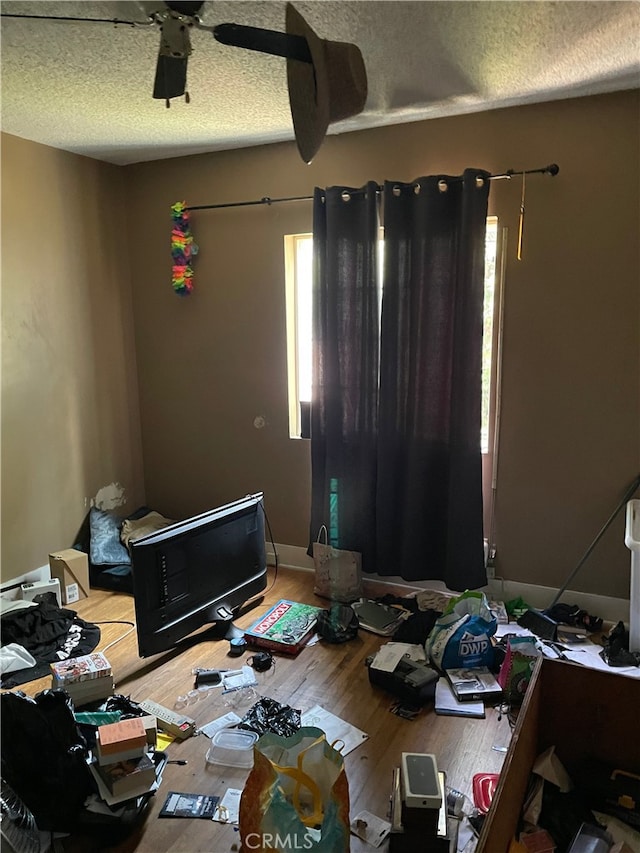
[6,568,507,852]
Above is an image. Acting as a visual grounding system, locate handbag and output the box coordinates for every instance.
[312,526,362,603]
[239,726,350,852]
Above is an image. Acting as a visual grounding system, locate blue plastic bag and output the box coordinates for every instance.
[425,590,498,670]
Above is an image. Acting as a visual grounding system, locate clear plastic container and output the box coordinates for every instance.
[205,728,258,768]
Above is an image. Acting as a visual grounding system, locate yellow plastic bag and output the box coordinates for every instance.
[239,726,350,852]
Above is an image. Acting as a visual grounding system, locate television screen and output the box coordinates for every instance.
[130,492,267,658]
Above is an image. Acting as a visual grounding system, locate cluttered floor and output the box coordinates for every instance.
[2,567,639,853]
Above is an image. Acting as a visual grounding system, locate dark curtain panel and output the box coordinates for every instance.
[376,169,490,588]
[307,183,380,565]
[308,170,490,591]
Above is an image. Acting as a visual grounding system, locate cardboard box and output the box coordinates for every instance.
[49,548,90,605]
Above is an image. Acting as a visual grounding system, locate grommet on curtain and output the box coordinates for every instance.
[413,183,421,195]
[475,176,485,188]
[341,191,351,202]
[438,179,448,193]
[392,185,402,197]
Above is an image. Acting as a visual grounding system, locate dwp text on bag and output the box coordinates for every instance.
[425,590,498,670]
[239,726,350,852]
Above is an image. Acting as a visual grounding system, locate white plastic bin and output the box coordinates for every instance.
[624,499,640,653]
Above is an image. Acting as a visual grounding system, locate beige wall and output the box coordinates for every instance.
[2,90,638,601]
[126,90,639,600]
[1,134,145,582]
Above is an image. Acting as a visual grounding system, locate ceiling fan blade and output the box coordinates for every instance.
[153,54,188,101]
[0,12,147,26]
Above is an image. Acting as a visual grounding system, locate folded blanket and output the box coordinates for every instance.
[120,511,175,551]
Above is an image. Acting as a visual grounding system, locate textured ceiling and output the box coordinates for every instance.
[1,1,639,165]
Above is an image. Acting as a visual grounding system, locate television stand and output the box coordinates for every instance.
[215,594,266,640]
[176,595,266,648]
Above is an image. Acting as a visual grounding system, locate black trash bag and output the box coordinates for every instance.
[238,697,301,738]
[316,604,359,643]
[1,689,93,832]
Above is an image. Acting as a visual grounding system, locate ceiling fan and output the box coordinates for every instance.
[1,1,368,163]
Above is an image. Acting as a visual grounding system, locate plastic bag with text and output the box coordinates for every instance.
[425,590,498,670]
[497,636,541,704]
[239,726,350,853]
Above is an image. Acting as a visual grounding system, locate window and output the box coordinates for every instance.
[285,217,503,451]
[284,233,313,440]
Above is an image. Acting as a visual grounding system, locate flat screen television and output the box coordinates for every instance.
[130,492,268,658]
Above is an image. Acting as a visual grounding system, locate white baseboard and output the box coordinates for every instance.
[1,565,51,602]
[266,544,631,626]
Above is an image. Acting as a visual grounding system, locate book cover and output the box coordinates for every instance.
[62,677,115,697]
[64,679,115,708]
[244,599,320,655]
[434,678,485,718]
[96,742,147,766]
[96,752,156,797]
[159,791,220,819]
[445,667,503,703]
[50,652,111,684]
[97,718,147,756]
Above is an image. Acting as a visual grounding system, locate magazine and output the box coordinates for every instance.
[159,791,220,819]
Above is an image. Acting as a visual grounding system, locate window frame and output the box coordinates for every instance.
[285,221,505,454]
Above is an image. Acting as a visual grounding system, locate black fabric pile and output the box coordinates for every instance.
[544,602,603,633]
[1,592,100,687]
[1,689,93,832]
[599,621,640,667]
[372,593,442,645]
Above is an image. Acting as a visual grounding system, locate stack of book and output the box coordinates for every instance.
[92,718,157,799]
[50,652,114,707]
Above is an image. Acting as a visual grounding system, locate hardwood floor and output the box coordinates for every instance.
[5,567,508,852]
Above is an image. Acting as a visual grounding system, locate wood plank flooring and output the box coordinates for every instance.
[4,567,508,851]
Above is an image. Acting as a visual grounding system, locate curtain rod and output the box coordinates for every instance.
[185,163,559,212]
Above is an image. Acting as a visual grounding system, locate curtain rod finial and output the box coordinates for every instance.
[546,164,560,176]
